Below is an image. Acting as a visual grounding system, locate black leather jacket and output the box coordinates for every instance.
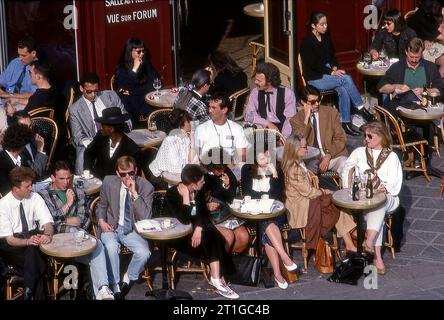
[370,27,417,59]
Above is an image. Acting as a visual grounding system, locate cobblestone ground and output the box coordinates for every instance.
[124,135,444,300]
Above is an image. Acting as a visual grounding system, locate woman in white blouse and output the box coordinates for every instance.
[341,121,403,274]
[149,109,196,179]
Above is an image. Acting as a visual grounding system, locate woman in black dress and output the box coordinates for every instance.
[115,38,158,118]
[165,164,239,299]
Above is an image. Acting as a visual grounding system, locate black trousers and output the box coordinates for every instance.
[0,242,47,299]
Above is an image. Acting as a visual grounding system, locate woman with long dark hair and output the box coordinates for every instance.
[115,38,158,117]
[370,9,417,60]
[300,12,372,136]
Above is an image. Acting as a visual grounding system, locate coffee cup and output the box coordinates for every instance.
[261,194,269,200]
[164,218,171,228]
[233,200,241,209]
[83,170,91,179]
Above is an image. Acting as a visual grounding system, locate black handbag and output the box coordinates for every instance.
[227,254,263,287]
[208,197,232,225]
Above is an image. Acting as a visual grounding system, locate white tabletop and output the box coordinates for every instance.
[243,3,264,18]
[229,199,285,221]
[356,59,396,76]
[40,232,97,258]
[161,172,181,186]
[397,104,444,121]
[145,89,178,108]
[127,129,166,148]
[136,217,192,241]
[74,176,102,196]
[332,188,386,210]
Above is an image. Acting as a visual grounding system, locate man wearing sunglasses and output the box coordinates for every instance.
[70,72,131,175]
[291,85,348,177]
[96,155,153,299]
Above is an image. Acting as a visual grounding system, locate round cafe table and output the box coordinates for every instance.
[161,172,181,187]
[332,189,386,260]
[136,217,193,300]
[397,104,444,179]
[40,232,97,299]
[73,176,102,196]
[356,62,390,77]
[127,129,166,148]
[229,199,286,257]
[145,89,178,109]
[243,3,264,18]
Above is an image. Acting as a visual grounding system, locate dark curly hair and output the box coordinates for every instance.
[2,123,34,152]
[255,62,281,87]
[169,108,191,129]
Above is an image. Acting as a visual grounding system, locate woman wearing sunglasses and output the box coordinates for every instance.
[369,9,417,61]
[115,38,159,118]
[341,121,403,274]
[283,134,357,267]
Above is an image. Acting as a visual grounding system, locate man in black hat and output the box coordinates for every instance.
[84,107,139,180]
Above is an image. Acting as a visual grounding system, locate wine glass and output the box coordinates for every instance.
[362,52,371,68]
[245,110,255,126]
[148,120,157,138]
[379,48,387,66]
[153,78,162,97]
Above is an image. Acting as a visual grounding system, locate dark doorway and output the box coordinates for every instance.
[176,0,263,80]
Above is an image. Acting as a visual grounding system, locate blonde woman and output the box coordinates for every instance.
[282,134,357,255]
[341,122,402,274]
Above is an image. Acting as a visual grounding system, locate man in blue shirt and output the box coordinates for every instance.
[0,37,37,100]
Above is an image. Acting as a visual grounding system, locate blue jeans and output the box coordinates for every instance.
[308,74,363,123]
[101,226,151,286]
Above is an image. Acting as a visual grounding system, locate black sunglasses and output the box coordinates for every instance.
[118,170,136,177]
[306,99,319,105]
[365,133,373,139]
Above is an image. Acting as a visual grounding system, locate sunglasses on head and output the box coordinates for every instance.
[118,170,136,177]
[85,89,99,94]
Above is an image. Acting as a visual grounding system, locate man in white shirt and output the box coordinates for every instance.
[0,167,54,300]
[69,72,131,175]
[194,93,248,168]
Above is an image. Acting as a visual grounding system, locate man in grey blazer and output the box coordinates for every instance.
[96,155,153,299]
[69,72,131,175]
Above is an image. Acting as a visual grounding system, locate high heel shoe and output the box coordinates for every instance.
[376,266,386,275]
[283,262,298,272]
[274,277,288,289]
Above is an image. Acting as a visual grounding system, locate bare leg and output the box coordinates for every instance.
[209,261,220,279]
[264,244,285,283]
[216,226,234,253]
[232,226,250,254]
[265,223,294,267]
[373,245,384,269]
[365,229,378,252]
[342,232,357,252]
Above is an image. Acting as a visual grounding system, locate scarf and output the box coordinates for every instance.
[364,147,392,189]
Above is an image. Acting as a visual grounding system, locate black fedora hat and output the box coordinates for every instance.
[95,107,131,125]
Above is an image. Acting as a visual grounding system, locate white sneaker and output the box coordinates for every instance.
[210,277,239,299]
[96,285,115,300]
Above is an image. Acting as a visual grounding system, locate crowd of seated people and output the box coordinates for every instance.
[0,3,419,299]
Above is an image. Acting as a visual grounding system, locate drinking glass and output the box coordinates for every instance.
[362,52,371,68]
[153,78,162,96]
[148,120,157,138]
[245,111,255,125]
[379,48,387,66]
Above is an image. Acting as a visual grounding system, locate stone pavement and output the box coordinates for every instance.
[123,135,444,301]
